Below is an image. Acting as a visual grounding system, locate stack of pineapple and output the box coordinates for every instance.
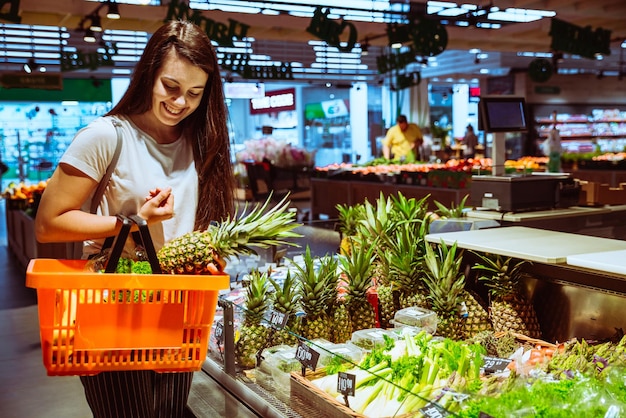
[176,193,542,368]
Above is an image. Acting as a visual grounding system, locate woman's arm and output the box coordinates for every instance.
[34,163,120,243]
[35,163,175,244]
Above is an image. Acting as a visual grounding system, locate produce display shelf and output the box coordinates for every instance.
[202,355,309,418]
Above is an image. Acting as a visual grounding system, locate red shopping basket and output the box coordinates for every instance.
[26,215,230,376]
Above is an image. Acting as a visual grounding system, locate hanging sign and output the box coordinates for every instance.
[165,0,250,48]
[306,7,358,52]
[249,88,296,115]
[0,0,20,23]
[222,53,294,80]
[60,42,118,72]
[550,18,611,59]
[393,71,421,91]
[377,47,418,74]
[0,72,63,90]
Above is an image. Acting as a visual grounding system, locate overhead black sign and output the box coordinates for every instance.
[60,43,118,72]
[165,0,250,48]
[0,0,21,23]
[307,7,358,52]
[550,18,611,59]
[221,53,294,80]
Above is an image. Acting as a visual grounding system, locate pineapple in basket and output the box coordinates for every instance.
[339,242,377,333]
[158,195,301,275]
[235,270,271,368]
[268,271,301,347]
[291,247,336,341]
[472,253,542,339]
[422,240,466,340]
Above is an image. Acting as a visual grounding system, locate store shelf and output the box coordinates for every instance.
[531,104,626,154]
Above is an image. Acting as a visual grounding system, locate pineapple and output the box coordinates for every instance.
[329,297,353,344]
[268,271,301,346]
[336,202,364,256]
[355,194,395,327]
[291,247,337,341]
[461,289,493,339]
[158,195,301,274]
[472,253,542,339]
[385,222,430,311]
[339,242,377,333]
[422,240,466,340]
[235,270,271,368]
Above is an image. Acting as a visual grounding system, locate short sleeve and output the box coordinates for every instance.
[60,117,119,182]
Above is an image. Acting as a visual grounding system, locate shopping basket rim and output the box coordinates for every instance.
[25,258,230,291]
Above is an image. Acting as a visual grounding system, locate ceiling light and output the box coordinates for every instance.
[23,58,36,74]
[361,39,369,56]
[83,28,97,43]
[107,1,121,19]
[89,14,102,32]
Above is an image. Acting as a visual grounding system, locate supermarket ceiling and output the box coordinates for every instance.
[3,0,626,84]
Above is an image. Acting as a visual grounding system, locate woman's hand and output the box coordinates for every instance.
[138,187,174,224]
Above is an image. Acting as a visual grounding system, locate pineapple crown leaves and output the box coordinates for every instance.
[289,246,338,315]
[384,223,425,290]
[356,192,394,239]
[339,241,376,303]
[471,251,530,297]
[433,194,470,219]
[422,240,466,313]
[389,192,430,224]
[269,271,300,316]
[206,194,303,258]
[243,269,271,324]
[336,202,365,236]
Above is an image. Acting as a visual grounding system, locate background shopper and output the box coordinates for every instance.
[462,124,479,159]
[34,20,235,418]
[382,114,424,162]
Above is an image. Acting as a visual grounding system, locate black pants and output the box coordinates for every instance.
[80,370,194,418]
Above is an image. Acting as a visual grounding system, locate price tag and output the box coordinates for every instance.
[482,356,512,374]
[337,372,356,397]
[295,340,320,372]
[269,310,289,329]
[420,402,450,417]
[214,321,224,345]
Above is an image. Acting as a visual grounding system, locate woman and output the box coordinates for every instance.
[35,20,234,418]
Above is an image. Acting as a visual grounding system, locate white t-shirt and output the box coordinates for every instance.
[61,115,198,256]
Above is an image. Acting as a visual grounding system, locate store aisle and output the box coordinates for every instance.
[0,200,340,418]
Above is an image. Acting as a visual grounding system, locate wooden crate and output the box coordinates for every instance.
[290,370,365,418]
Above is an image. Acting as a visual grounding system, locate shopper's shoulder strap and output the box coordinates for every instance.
[90,118,123,214]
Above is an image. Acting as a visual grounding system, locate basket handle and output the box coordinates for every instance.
[104,214,162,274]
[104,214,133,273]
[128,214,162,274]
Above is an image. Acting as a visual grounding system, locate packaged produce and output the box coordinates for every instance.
[391,307,438,334]
[350,328,399,351]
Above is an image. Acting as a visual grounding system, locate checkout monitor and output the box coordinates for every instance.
[479,96,529,133]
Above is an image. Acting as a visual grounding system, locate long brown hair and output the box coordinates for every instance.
[108,20,234,230]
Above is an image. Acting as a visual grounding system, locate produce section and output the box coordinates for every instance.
[204,192,626,417]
